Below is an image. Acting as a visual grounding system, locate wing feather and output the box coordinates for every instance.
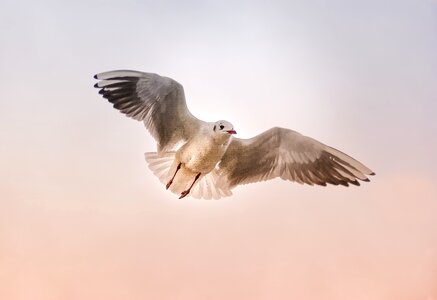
[218,127,374,189]
[94,70,204,152]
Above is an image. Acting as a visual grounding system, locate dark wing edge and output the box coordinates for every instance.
[218,127,375,189]
[93,70,202,152]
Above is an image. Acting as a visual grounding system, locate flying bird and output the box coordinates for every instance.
[94,70,374,199]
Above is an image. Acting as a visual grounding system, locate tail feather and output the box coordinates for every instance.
[145,151,232,200]
[145,152,175,184]
[191,169,233,200]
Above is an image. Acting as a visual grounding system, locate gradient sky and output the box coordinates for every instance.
[1,0,437,299]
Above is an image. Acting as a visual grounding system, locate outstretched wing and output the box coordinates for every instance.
[94,70,204,152]
[218,127,374,189]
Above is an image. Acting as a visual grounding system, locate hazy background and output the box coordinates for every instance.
[1,0,436,299]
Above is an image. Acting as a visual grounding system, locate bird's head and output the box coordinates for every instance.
[212,120,236,143]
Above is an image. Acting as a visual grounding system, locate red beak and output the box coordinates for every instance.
[227,130,237,134]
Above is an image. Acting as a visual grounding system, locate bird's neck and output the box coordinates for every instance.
[212,134,231,146]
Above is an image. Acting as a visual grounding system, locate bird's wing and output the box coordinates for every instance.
[94,70,205,152]
[218,127,374,189]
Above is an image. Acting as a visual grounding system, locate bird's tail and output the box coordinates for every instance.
[144,151,176,184]
[144,151,194,195]
[144,151,232,200]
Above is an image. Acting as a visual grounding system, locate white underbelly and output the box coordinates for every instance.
[179,143,224,174]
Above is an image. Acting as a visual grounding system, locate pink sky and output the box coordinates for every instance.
[1,0,437,299]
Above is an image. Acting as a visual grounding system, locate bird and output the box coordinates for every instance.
[94,70,374,200]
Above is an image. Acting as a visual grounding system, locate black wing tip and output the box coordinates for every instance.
[369,172,376,176]
[93,74,98,79]
[94,83,99,88]
[350,180,360,186]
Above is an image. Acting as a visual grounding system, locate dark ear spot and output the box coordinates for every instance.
[213,125,216,131]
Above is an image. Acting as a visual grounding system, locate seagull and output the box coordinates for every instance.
[94,70,374,200]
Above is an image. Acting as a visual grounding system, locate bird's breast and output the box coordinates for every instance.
[178,138,227,173]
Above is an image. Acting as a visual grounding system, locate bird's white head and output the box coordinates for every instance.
[213,120,236,135]
[212,120,236,144]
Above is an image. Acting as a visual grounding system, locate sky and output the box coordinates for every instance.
[1,0,437,299]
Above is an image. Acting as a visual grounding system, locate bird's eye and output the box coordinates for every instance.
[220,125,224,130]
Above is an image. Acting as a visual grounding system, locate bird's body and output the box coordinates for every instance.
[176,122,232,174]
[94,70,374,199]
